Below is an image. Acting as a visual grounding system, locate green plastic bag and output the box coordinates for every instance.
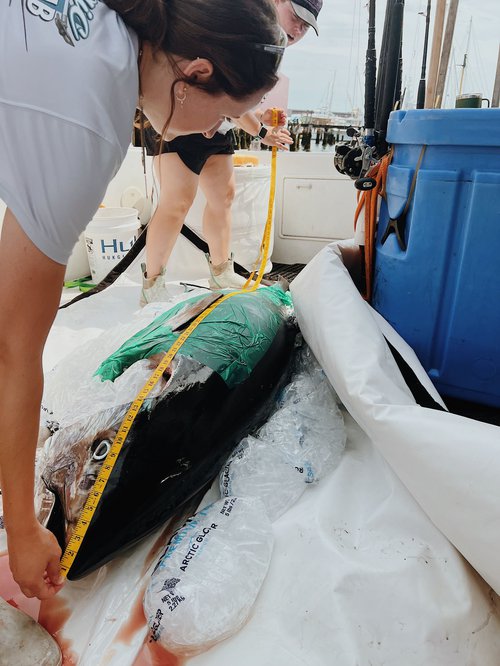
[95,285,293,388]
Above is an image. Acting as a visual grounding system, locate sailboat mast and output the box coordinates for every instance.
[416,0,432,108]
[493,44,500,107]
[458,17,472,96]
[328,72,336,115]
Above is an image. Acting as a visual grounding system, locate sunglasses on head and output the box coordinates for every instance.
[251,25,288,69]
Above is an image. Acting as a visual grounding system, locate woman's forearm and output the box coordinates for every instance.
[232,111,261,137]
[0,209,65,537]
[0,352,43,534]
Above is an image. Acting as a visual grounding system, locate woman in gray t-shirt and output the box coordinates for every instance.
[0,0,285,604]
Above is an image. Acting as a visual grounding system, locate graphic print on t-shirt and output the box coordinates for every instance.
[22,0,98,47]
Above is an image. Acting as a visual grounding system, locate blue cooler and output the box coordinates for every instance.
[372,109,500,407]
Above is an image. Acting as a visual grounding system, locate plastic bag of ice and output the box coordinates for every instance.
[144,496,273,656]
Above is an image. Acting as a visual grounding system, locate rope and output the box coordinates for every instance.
[354,148,393,301]
[354,144,427,301]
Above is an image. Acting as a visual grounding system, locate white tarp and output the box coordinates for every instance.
[291,242,500,596]
[1,252,500,665]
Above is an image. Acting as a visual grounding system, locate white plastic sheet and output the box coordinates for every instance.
[1,258,499,665]
[290,242,500,595]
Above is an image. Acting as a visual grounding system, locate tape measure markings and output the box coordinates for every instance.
[60,110,280,576]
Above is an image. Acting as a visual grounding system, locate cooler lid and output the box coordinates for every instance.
[387,109,500,147]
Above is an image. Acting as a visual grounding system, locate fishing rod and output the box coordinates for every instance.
[334,0,378,181]
[416,0,432,109]
[374,0,391,124]
[364,0,377,144]
[333,0,407,300]
[334,0,406,180]
[375,0,405,156]
[396,27,403,104]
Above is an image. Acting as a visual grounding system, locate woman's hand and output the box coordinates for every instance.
[260,107,287,127]
[8,520,64,599]
[261,126,293,151]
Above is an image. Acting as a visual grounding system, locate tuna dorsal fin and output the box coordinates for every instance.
[168,293,222,332]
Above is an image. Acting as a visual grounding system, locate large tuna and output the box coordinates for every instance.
[36,286,297,579]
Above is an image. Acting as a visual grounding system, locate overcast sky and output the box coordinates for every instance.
[282,0,500,113]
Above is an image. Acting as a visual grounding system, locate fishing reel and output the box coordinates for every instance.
[334,127,376,181]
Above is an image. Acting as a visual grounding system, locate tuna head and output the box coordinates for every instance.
[36,353,212,549]
[39,409,126,544]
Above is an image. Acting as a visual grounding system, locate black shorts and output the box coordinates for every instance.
[143,128,235,175]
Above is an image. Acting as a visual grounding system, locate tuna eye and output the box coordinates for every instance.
[92,439,111,461]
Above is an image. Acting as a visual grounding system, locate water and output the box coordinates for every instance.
[234,127,351,153]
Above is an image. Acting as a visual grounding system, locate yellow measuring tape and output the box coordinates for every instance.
[60,110,281,577]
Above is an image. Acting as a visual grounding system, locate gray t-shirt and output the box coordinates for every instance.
[0,1,139,264]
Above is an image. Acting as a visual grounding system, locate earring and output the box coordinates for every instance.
[175,85,188,108]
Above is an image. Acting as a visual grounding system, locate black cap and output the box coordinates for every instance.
[290,0,322,35]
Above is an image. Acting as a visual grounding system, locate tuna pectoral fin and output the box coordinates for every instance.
[37,473,68,548]
[168,293,222,332]
[36,491,56,529]
[36,487,67,550]
[44,493,69,550]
